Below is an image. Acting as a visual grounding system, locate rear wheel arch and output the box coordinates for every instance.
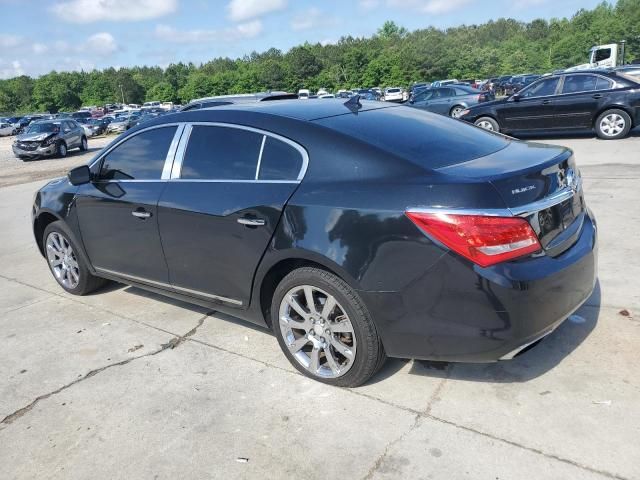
[258,256,358,328]
[593,105,635,128]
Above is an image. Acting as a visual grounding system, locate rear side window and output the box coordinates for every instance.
[315,107,509,169]
[100,126,177,180]
[595,77,613,90]
[181,125,262,180]
[258,137,303,180]
[562,75,598,94]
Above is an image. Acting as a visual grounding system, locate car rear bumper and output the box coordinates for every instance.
[360,209,598,362]
[13,144,56,158]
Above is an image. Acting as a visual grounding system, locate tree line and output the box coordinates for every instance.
[1,0,638,114]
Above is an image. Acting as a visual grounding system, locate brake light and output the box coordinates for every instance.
[405,211,541,267]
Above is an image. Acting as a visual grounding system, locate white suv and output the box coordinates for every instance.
[383,87,404,102]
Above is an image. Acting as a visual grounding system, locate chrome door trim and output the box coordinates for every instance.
[237,218,266,226]
[169,122,309,182]
[94,267,243,306]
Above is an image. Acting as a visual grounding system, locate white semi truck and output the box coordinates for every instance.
[565,42,627,71]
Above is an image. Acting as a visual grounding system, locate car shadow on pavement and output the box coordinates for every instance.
[94,279,601,386]
[368,280,602,386]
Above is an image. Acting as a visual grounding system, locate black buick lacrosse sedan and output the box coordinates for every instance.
[32,99,597,387]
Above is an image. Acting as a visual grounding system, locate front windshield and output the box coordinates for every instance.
[27,122,60,134]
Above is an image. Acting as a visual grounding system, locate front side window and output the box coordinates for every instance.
[258,137,303,181]
[180,125,263,180]
[562,75,598,94]
[520,78,560,98]
[100,126,177,180]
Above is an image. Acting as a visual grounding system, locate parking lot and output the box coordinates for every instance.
[0,131,639,479]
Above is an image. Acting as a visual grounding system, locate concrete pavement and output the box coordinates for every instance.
[0,135,638,480]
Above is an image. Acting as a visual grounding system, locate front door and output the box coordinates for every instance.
[499,77,560,131]
[158,124,305,307]
[76,125,179,283]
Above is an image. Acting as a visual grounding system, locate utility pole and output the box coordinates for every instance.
[119,84,125,105]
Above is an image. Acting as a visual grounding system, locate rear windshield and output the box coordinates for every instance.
[386,88,401,93]
[315,106,509,169]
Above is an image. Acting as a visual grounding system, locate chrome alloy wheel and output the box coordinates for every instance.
[279,285,357,378]
[599,113,626,137]
[451,107,464,118]
[46,232,80,289]
[476,120,495,131]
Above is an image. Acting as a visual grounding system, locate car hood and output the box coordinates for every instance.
[17,132,56,142]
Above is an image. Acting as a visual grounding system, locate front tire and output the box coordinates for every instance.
[43,221,106,295]
[474,116,500,132]
[57,141,68,158]
[450,105,465,118]
[595,109,631,140]
[271,267,385,387]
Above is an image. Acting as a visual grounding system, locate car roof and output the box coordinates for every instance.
[198,99,399,121]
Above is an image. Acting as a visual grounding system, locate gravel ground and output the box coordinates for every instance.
[0,135,113,188]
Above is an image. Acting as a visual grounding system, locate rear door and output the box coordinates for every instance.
[429,88,455,114]
[498,77,560,131]
[76,125,180,283]
[554,74,613,129]
[157,123,307,308]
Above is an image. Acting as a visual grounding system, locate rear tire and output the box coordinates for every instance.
[271,267,385,387]
[474,116,500,132]
[595,109,631,140]
[43,221,106,295]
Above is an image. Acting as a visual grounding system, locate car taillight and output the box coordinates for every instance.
[405,211,541,267]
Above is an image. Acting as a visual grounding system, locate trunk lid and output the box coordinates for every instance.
[436,140,585,256]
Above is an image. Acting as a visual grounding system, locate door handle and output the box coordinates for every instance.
[542,100,552,105]
[131,210,151,219]
[237,217,265,226]
[592,94,603,99]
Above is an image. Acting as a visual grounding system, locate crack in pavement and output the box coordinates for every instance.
[0,312,211,429]
[361,414,422,480]
[189,337,631,480]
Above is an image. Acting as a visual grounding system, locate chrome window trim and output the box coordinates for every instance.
[89,122,186,170]
[94,267,243,306]
[559,73,615,94]
[407,181,581,219]
[161,124,186,180]
[170,122,309,183]
[171,123,192,178]
[255,134,266,180]
[518,73,617,100]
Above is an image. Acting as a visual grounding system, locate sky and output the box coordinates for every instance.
[0,0,604,79]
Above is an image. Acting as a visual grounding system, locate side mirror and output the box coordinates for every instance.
[511,93,521,102]
[68,165,92,186]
